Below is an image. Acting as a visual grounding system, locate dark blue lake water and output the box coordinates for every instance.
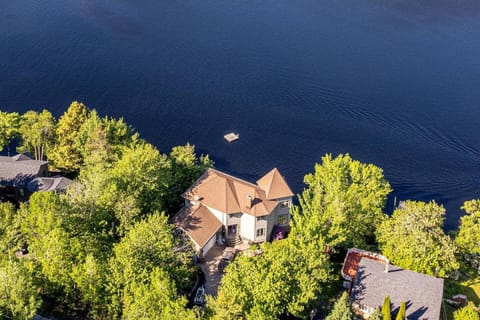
[1,0,480,229]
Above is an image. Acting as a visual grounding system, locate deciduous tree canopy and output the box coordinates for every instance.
[212,234,333,319]
[0,111,20,156]
[376,200,459,277]
[453,302,480,320]
[18,109,56,160]
[293,154,391,250]
[456,199,480,273]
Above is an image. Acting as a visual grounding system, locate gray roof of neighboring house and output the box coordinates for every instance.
[28,176,73,193]
[351,258,444,320]
[0,154,48,187]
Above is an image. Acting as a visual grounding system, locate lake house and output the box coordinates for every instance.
[172,168,294,257]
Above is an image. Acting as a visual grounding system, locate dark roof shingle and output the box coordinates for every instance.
[0,154,48,187]
[351,258,444,320]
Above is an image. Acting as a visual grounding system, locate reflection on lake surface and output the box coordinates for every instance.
[1,0,480,229]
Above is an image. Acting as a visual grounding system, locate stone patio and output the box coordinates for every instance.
[200,243,250,297]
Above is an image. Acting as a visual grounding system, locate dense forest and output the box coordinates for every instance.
[0,103,479,319]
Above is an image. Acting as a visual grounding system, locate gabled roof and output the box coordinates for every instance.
[342,248,388,281]
[171,204,222,247]
[256,168,294,200]
[183,168,283,217]
[27,176,73,193]
[0,154,48,187]
[351,258,444,320]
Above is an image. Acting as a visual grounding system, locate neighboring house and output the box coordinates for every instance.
[342,248,444,320]
[0,154,48,203]
[172,168,294,257]
[28,176,73,194]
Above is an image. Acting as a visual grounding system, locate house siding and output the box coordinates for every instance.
[203,233,217,255]
[241,213,256,241]
[254,216,268,242]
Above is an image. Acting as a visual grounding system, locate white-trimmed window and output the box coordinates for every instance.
[277,214,289,225]
[256,228,265,238]
[280,200,291,208]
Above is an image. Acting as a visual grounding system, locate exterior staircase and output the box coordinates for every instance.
[226,236,242,247]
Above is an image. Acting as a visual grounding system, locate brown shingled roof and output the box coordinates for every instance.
[183,168,281,217]
[172,204,222,247]
[256,168,294,200]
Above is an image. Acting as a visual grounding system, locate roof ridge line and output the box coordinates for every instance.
[226,178,241,211]
[266,169,277,197]
[210,168,259,189]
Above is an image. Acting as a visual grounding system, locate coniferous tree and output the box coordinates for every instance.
[48,101,90,171]
[382,296,391,320]
[395,301,406,320]
[325,291,353,320]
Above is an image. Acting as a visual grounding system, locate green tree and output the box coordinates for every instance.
[326,292,353,320]
[0,259,41,319]
[76,110,138,169]
[122,268,195,320]
[293,154,391,250]
[108,143,171,233]
[107,213,193,318]
[453,302,480,320]
[382,296,391,320]
[18,109,56,160]
[0,202,21,255]
[370,308,383,320]
[71,254,109,318]
[456,199,480,273]
[213,235,332,319]
[0,111,20,156]
[102,115,138,159]
[48,101,90,171]
[395,301,406,320]
[165,143,213,213]
[19,192,81,296]
[376,200,459,277]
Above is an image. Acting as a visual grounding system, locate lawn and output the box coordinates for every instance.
[443,278,480,319]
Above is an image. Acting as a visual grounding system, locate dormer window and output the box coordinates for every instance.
[280,200,290,208]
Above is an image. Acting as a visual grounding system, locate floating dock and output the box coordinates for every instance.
[224,132,240,143]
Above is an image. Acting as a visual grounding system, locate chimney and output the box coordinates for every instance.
[247,195,253,209]
[385,259,389,273]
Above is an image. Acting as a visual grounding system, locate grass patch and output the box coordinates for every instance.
[444,279,480,305]
[443,278,480,319]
